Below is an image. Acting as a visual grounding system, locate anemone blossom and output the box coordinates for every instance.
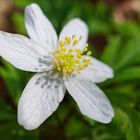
[0,3,114,130]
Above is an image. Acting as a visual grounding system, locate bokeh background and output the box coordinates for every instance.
[0,0,140,139]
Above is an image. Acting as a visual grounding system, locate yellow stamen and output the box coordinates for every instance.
[73,39,78,46]
[83,47,88,52]
[87,51,92,56]
[59,41,65,47]
[75,49,82,54]
[69,49,73,53]
[57,67,61,71]
[53,36,92,75]
[65,36,71,45]
[85,43,89,47]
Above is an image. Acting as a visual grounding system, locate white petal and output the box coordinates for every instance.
[18,72,65,130]
[81,56,114,83]
[59,18,88,49]
[0,31,53,72]
[25,3,58,50]
[64,75,114,123]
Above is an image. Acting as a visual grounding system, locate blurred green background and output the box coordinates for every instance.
[0,0,140,139]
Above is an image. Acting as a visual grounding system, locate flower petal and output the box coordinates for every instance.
[59,18,88,49]
[81,56,114,83]
[25,3,58,50]
[0,31,53,72]
[64,74,114,123]
[18,72,65,130]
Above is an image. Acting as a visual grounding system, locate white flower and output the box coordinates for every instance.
[0,3,114,130]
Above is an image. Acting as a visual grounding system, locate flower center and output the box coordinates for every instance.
[53,35,93,75]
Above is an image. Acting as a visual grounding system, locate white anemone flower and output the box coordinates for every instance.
[0,3,114,130]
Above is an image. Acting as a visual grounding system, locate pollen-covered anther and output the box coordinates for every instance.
[53,35,93,75]
[73,39,78,46]
[87,51,92,56]
[59,41,65,47]
[65,36,71,45]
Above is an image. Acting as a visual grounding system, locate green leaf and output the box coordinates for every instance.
[115,37,140,70]
[66,117,90,138]
[100,36,122,67]
[115,21,140,36]
[0,122,39,140]
[114,108,139,140]
[0,99,15,121]
[0,61,30,104]
[12,13,26,34]
[114,66,140,82]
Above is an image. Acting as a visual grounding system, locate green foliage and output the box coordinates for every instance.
[0,0,140,140]
[0,61,30,104]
